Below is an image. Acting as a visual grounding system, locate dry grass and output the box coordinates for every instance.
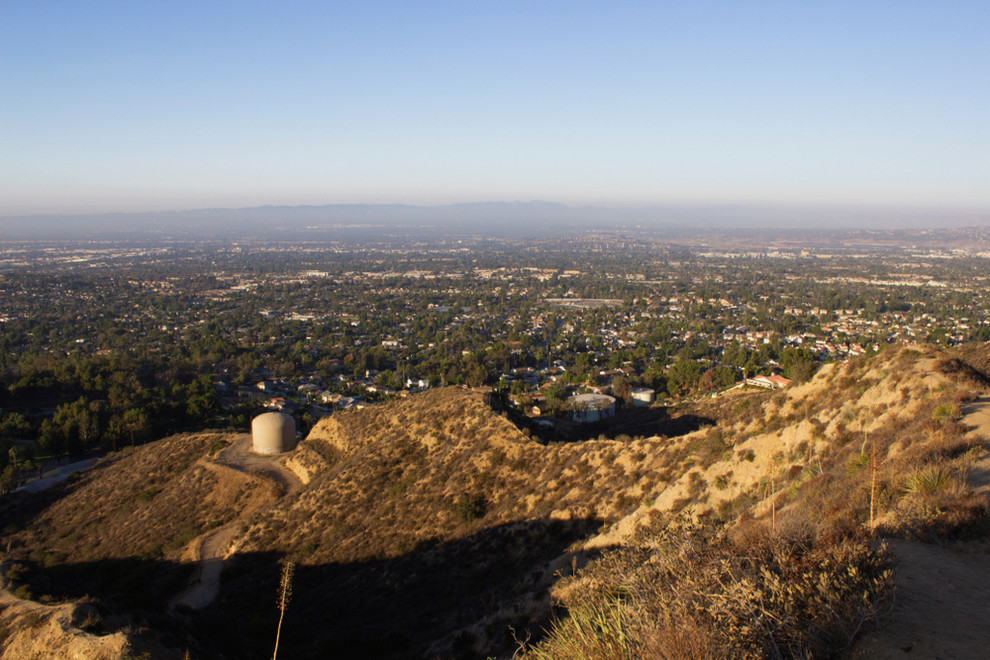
[523,519,893,660]
[8,432,276,565]
[5,343,989,659]
[236,388,707,566]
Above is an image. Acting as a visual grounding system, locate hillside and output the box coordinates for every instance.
[523,346,990,658]
[1,344,989,658]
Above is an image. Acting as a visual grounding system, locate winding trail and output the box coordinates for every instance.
[960,396,990,490]
[850,396,990,659]
[170,435,302,611]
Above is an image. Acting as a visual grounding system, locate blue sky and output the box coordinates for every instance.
[1,1,988,216]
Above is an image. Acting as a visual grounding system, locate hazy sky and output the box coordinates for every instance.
[2,1,988,216]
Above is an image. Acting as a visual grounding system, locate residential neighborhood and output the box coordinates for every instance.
[2,230,987,459]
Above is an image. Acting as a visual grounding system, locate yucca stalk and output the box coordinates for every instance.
[273,560,295,660]
[869,440,878,531]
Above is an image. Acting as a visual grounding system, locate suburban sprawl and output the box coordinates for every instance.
[2,227,990,483]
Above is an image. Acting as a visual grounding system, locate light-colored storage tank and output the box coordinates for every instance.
[252,412,297,454]
[568,393,616,423]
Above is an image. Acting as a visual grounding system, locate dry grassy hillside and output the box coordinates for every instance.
[208,389,716,658]
[2,344,988,659]
[238,388,705,564]
[578,345,990,552]
[526,344,990,658]
[9,432,278,565]
[1,432,280,658]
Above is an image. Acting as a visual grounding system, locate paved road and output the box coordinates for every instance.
[16,458,100,494]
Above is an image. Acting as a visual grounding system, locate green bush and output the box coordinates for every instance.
[525,601,634,660]
[208,439,228,457]
[931,403,956,423]
[902,465,953,497]
[136,485,163,504]
[453,493,487,523]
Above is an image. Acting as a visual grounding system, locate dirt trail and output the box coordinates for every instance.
[850,540,990,659]
[850,397,990,659]
[170,435,302,610]
[214,434,304,496]
[169,526,239,610]
[961,396,990,490]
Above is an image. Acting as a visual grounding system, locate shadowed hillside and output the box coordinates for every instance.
[1,344,989,658]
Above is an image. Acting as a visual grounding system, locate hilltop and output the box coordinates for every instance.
[1,344,989,658]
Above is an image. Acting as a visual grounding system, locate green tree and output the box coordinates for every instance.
[611,375,633,404]
[544,382,569,416]
[667,360,702,396]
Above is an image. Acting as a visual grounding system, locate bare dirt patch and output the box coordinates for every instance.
[851,539,990,659]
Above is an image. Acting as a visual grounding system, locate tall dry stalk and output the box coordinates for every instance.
[770,473,776,534]
[861,413,879,532]
[273,560,295,660]
[869,441,878,531]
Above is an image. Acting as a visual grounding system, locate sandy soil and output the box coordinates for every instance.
[961,396,990,490]
[0,580,130,659]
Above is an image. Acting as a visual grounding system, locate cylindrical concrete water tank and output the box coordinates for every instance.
[252,412,297,454]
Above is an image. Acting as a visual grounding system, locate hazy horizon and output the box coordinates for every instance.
[4,198,990,220]
[3,199,990,243]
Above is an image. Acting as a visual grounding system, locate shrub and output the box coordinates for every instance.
[136,485,163,504]
[453,493,487,524]
[902,465,953,497]
[524,601,634,660]
[4,563,25,581]
[387,472,418,498]
[846,452,870,476]
[736,449,756,462]
[931,403,957,423]
[13,584,34,601]
[523,520,893,660]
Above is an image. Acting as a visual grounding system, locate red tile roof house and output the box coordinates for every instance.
[745,374,794,390]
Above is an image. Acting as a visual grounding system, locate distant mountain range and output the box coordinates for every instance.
[1,201,988,240]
